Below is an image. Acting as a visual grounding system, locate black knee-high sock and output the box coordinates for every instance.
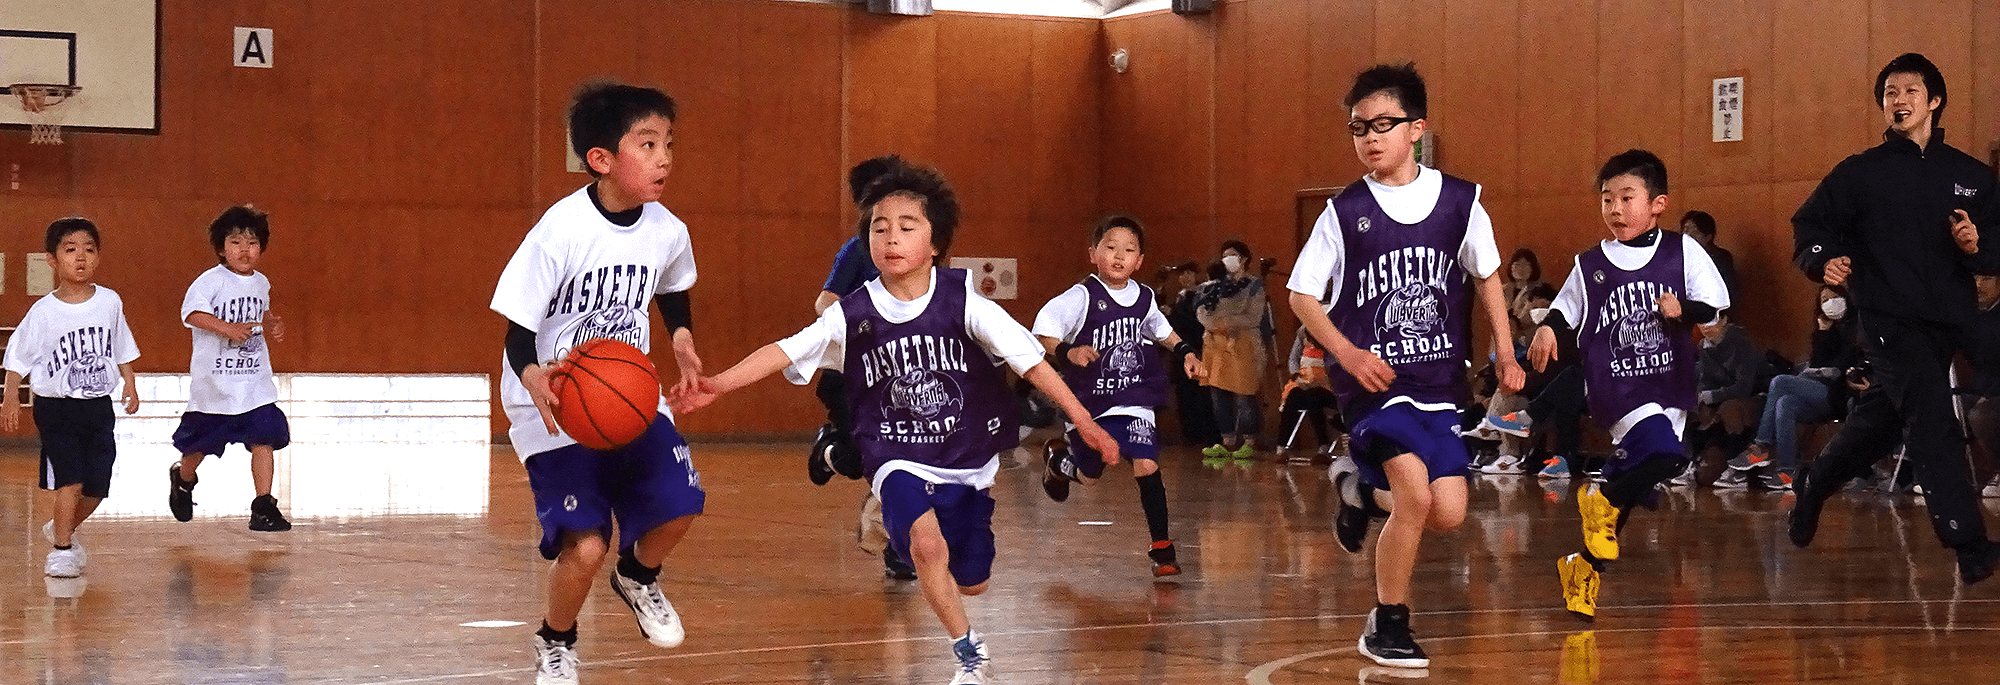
[1603,458,1683,510]
[1135,472,1171,542]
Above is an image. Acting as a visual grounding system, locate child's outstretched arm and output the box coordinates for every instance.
[668,343,791,414]
[1021,361,1119,465]
[1474,272,1525,394]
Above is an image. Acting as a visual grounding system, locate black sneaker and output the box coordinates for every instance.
[883,547,918,580]
[1330,457,1369,553]
[1041,438,1072,503]
[1149,540,1181,577]
[807,424,838,486]
[1359,604,1429,668]
[1958,540,2000,585]
[167,464,198,523]
[1788,469,1829,548]
[248,495,292,532]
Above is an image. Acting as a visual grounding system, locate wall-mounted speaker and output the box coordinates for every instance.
[868,0,932,16]
[1172,0,1213,14]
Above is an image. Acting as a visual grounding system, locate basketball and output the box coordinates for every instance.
[549,338,660,450]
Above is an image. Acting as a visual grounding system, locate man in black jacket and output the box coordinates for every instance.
[1788,53,2000,584]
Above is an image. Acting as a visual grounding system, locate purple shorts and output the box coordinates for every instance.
[878,470,995,587]
[172,403,291,456]
[1350,402,1471,491]
[1603,414,1684,481]
[524,414,705,560]
[1066,415,1161,480]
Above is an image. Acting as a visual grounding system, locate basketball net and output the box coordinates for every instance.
[10,84,81,145]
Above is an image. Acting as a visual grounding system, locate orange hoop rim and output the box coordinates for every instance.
[8,83,82,113]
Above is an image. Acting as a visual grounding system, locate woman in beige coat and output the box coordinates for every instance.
[1197,240,1274,458]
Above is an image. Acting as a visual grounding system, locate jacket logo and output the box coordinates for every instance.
[1957,184,1977,198]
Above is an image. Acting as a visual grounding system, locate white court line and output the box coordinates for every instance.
[1242,624,2000,685]
[359,599,2000,684]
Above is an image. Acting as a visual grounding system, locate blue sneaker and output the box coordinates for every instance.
[1538,456,1571,479]
[1482,412,1532,438]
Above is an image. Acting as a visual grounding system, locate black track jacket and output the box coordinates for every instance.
[1793,128,2000,328]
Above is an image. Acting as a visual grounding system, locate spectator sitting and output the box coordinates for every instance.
[1691,311,1766,488]
[1725,287,1861,489]
[1964,275,2000,497]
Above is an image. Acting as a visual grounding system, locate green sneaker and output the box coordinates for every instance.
[1201,444,1228,457]
[1230,443,1256,459]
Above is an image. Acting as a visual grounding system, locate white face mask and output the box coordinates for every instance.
[1222,255,1244,274]
[1821,297,1847,319]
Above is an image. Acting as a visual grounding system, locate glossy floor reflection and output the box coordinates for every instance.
[7,438,2000,684]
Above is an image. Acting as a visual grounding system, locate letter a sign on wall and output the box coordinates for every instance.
[234,27,273,68]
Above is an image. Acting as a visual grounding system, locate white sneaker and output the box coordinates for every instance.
[42,521,86,570]
[1666,460,1698,487]
[532,634,580,685]
[1480,454,1526,475]
[45,547,83,578]
[1711,467,1751,490]
[949,633,995,685]
[609,569,685,648]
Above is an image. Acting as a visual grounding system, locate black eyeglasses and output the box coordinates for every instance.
[1347,116,1418,137]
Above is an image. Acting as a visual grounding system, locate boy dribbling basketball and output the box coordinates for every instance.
[492,82,707,685]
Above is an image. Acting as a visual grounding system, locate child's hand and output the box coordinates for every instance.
[264,313,287,343]
[1331,346,1395,393]
[1656,292,1682,320]
[1184,354,1206,380]
[1076,420,1120,466]
[1528,326,1558,372]
[122,385,141,414]
[667,376,720,414]
[1497,356,1526,395]
[521,364,562,435]
[1067,345,1100,367]
[220,321,256,344]
[670,330,704,397]
[0,395,17,433]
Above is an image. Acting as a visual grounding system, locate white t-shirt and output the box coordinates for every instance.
[1550,231,1732,442]
[1031,275,1174,423]
[1286,166,1501,412]
[491,186,698,460]
[3,286,140,399]
[777,268,1043,491]
[182,266,279,415]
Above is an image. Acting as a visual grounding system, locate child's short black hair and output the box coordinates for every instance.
[209,205,270,252]
[1875,52,1947,124]
[847,155,904,205]
[1093,214,1146,251]
[569,81,677,178]
[45,217,99,253]
[1596,149,1669,198]
[1344,63,1427,120]
[859,162,961,257]
[1681,210,1716,236]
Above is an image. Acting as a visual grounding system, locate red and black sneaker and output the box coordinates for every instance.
[1149,540,1181,577]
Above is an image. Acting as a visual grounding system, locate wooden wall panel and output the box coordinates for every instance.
[1515,0,1598,196]
[1594,0,1683,177]
[1679,0,1774,189]
[1769,0,1872,183]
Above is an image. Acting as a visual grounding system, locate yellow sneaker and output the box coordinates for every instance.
[1559,553,1599,621]
[1561,631,1600,683]
[1578,483,1620,561]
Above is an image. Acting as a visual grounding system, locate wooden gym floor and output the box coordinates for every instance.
[4,430,2000,684]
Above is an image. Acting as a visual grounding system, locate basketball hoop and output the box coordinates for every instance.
[9,83,82,145]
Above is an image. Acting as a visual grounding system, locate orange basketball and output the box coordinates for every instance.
[549,338,660,450]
